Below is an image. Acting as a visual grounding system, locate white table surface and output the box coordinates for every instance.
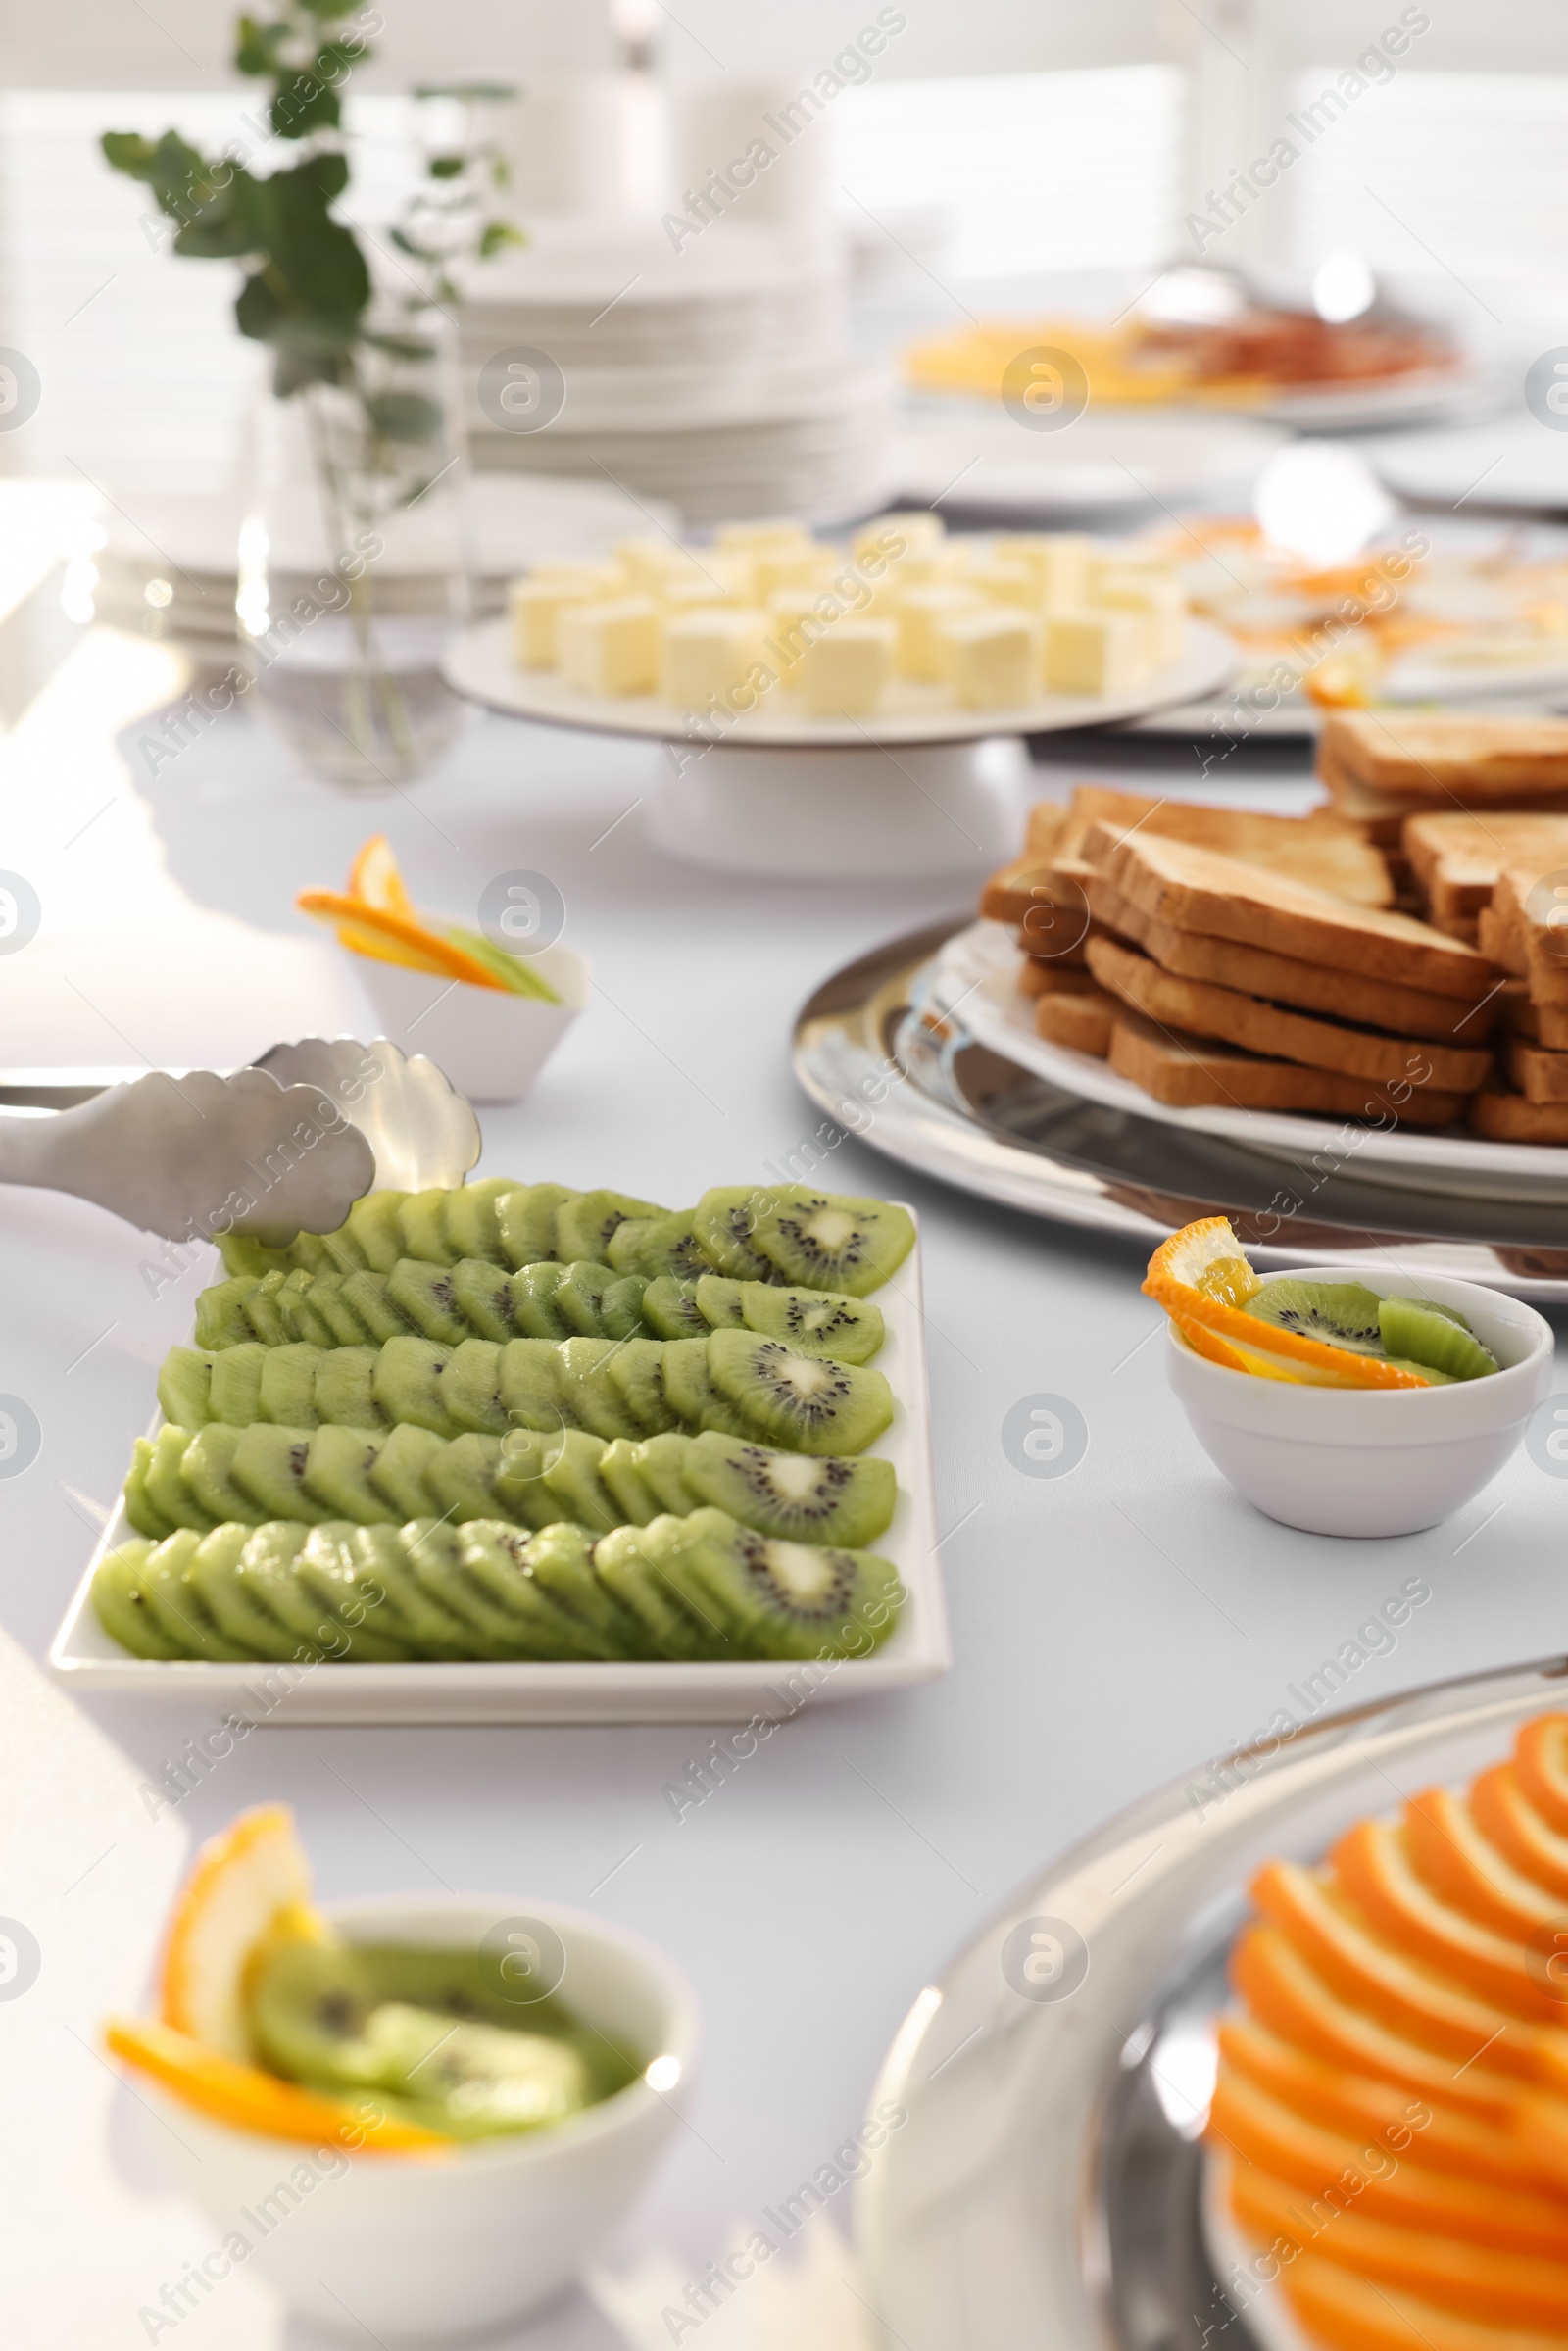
[3,623,1564,2349]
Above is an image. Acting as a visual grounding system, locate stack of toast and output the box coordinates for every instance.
[1319,710,1568,906]
[980,784,1501,1129]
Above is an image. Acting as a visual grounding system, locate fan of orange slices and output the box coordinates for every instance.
[1143,1217,1427,1389]
[105,1805,446,2155]
[298,835,559,1002]
[1211,1711,1568,2349]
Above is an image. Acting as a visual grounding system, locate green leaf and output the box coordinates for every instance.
[365,389,445,443]
[233,13,288,75]
[427,154,464,180]
[270,72,342,139]
[478,220,525,260]
[101,130,160,181]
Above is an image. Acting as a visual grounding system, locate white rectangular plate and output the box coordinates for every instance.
[48,1218,950,1723]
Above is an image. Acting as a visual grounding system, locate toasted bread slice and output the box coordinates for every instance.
[1403,812,1568,924]
[1017,956,1102,1000]
[1479,898,1527,977]
[1035,987,1116,1057]
[1107,1008,1467,1124]
[1090,826,1496,999]
[1430,912,1482,946]
[1501,986,1568,1049]
[1022,801,1071,860]
[1499,867,1568,1007]
[1063,784,1392,907]
[1324,710,1568,801]
[980,857,1059,927]
[1507,1037,1568,1104]
[1318,755,1414,846]
[1085,874,1501,1043]
[1470,1087,1568,1144]
[1086,936,1493,1093]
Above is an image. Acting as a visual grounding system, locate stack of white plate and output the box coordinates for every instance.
[456,219,894,527]
[90,474,683,644]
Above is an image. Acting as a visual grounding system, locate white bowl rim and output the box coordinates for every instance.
[143,1889,700,2173]
[1167,1264,1555,1403]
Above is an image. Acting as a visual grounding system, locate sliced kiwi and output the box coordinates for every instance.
[705,1330,893,1455]
[628,1433,705,1517]
[596,1438,665,1525]
[509,1261,573,1340]
[373,1336,456,1437]
[692,1275,748,1329]
[242,1272,291,1346]
[139,1529,254,1660]
[660,1336,746,1437]
[609,1209,709,1282]
[277,1267,339,1347]
[218,1230,290,1279]
[423,1431,509,1523]
[521,1522,649,1655]
[387,1260,469,1347]
[1379,1296,1498,1381]
[1242,1278,1386,1355]
[655,1506,904,1660]
[749,1190,915,1297]
[554,1188,664,1265]
[442,1177,516,1266]
[731,1279,885,1365]
[194,1279,258,1349]
[493,1428,573,1530]
[368,1423,447,1521]
[556,1338,643,1443]
[460,1523,624,1659]
[290,1524,416,1659]
[401,1520,556,1658]
[344,1524,479,1658]
[344,1189,411,1274]
[314,1346,383,1431]
[302,1426,398,1524]
[555,1262,647,1341]
[158,1346,215,1431]
[399,1188,462,1266]
[606,1337,680,1436]
[683,1432,897,1547]
[338,1267,409,1346]
[591,1518,732,1658]
[123,1442,173,1540]
[92,1541,186,1657]
[232,1424,331,1523]
[537,1428,620,1533]
[497,1183,576,1269]
[210,1342,268,1427]
[1385,1358,1458,1386]
[441,1339,510,1437]
[450,1259,517,1343]
[188,1523,300,1659]
[498,1339,565,1433]
[259,1343,325,1428]
[234,1522,335,1654]
[145,1424,220,1534]
[691,1188,778,1283]
[181,1423,260,1524]
[641,1275,709,1340]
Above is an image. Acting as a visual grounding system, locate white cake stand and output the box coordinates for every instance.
[442,617,1237,879]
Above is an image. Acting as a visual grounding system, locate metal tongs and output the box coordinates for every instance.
[0,1038,480,1245]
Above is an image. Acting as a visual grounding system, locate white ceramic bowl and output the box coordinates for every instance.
[1165,1268,1555,1538]
[137,1893,697,2342]
[356,935,588,1105]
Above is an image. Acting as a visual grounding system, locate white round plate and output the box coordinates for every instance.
[936,919,1568,1203]
[1252,364,1476,431]
[442,618,1236,748]
[887,409,1287,517]
[1373,415,1568,514]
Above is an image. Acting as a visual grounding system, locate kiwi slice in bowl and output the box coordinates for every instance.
[705,1330,893,1455]
[749,1192,916,1298]
[683,1433,897,1547]
[1241,1278,1386,1355]
[1379,1297,1498,1381]
[654,1507,904,1661]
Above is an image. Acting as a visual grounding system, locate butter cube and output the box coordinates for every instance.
[510,573,612,668]
[1043,609,1149,697]
[660,609,772,711]
[614,535,708,594]
[969,560,1040,609]
[661,574,743,616]
[714,518,812,557]
[763,594,835,687]
[755,546,841,603]
[796,618,895,716]
[558,597,662,695]
[937,608,1040,708]
[854,511,945,565]
[895,585,985,680]
[1091,572,1185,665]
[993,533,1093,610]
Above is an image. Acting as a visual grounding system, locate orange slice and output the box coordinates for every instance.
[349,833,412,915]
[1331,1819,1563,2022]
[1231,1924,1520,2119]
[1281,2252,1568,2351]
[1209,2067,1568,2255]
[1515,1715,1568,1838]
[1215,2018,1540,2190]
[160,1804,321,2062]
[296,892,506,991]
[1228,2159,1568,2331]
[1401,1787,1565,1943]
[106,2016,448,2154]
[1250,1860,1542,2071]
[1143,1216,1425,1390]
[1471,1762,1568,1901]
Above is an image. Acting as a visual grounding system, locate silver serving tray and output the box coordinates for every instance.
[791,917,1568,1299]
[853,1651,1568,2348]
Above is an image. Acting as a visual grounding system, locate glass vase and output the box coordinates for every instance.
[239,308,472,790]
